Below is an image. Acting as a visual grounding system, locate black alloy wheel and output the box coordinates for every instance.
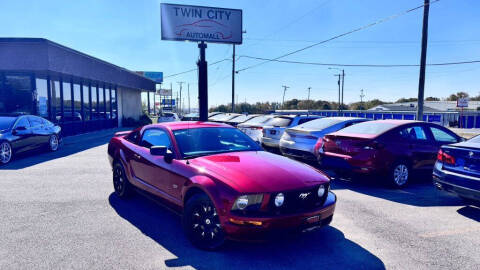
[113,162,132,198]
[183,193,225,250]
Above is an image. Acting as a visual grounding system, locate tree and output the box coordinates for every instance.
[447,91,469,101]
[425,96,440,101]
[396,97,417,103]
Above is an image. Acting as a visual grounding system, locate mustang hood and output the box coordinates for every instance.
[189,151,329,193]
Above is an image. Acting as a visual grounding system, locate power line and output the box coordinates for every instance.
[236,0,440,73]
[238,55,480,68]
[163,58,230,79]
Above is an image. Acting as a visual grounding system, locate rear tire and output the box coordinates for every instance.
[48,134,59,152]
[113,161,133,198]
[389,161,410,188]
[183,193,225,250]
[0,141,13,165]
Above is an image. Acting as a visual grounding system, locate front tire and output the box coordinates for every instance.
[183,193,225,250]
[389,161,410,188]
[0,141,13,165]
[49,134,59,151]
[113,161,133,198]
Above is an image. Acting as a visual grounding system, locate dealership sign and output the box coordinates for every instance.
[136,71,163,83]
[157,89,172,96]
[161,3,242,44]
[457,98,469,108]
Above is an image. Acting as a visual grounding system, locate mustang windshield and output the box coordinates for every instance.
[173,127,262,158]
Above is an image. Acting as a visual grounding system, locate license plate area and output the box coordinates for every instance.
[305,215,320,224]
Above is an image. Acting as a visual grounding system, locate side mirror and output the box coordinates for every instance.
[150,146,167,156]
[164,150,174,164]
[150,146,175,164]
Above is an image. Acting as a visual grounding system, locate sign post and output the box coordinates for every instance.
[457,97,469,128]
[161,3,242,121]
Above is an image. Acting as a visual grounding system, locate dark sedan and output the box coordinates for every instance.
[0,115,61,164]
[433,135,480,202]
[320,120,462,188]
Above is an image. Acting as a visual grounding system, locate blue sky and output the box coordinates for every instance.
[1,0,479,108]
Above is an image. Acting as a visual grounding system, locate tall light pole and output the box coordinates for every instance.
[232,30,247,113]
[417,0,430,121]
[307,87,311,114]
[329,67,345,112]
[187,83,191,113]
[177,81,184,114]
[282,85,289,109]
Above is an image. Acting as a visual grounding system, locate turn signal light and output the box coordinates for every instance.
[229,218,263,226]
[437,149,455,165]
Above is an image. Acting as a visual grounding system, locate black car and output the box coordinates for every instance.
[0,114,61,164]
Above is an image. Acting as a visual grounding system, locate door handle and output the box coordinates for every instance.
[134,154,141,159]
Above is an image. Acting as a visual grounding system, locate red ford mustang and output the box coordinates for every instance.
[108,122,336,249]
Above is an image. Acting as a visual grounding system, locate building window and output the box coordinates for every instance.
[35,78,49,118]
[73,83,81,121]
[0,74,33,114]
[50,80,61,122]
[98,85,105,118]
[62,81,72,120]
[105,86,111,119]
[92,84,99,119]
[112,87,117,120]
[83,83,91,121]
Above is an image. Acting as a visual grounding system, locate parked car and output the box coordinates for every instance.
[280,117,369,161]
[261,115,321,149]
[237,115,275,143]
[0,114,61,164]
[158,112,180,123]
[225,114,261,127]
[208,113,241,123]
[319,120,462,188]
[182,113,199,121]
[107,122,336,250]
[208,112,223,118]
[433,135,480,202]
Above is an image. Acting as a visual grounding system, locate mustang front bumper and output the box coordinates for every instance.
[222,191,336,240]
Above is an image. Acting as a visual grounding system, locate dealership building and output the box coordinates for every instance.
[0,38,157,136]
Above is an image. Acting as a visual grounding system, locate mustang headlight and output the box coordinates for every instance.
[232,194,263,211]
[317,185,326,197]
[274,193,285,207]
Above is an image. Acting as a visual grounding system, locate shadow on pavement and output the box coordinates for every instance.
[457,205,480,222]
[0,129,122,170]
[109,193,385,270]
[329,175,466,207]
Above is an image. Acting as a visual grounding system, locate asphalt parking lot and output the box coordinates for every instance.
[1,129,479,270]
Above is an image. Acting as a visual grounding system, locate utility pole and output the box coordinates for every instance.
[187,83,191,113]
[231,30,246,114]
[360,89,365,110]
[417,0,430,121]
[307,87,311,114]
[197,41,208,121]
[335,74,341,112]
[177,81,184,115]
[231,44,235,113]
[282,85,289,109]
[341,69,345,111]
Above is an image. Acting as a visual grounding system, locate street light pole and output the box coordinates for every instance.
[282,85,289,109]
[177,81,184,115]
[307,87,311,114]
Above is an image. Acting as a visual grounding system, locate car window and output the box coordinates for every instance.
[338,121,397,135]
[430,127,458,143]
[296,118,343,130]
[28,116,44,128]
[297,118,314,125]
[125,131,140,144]
[140,129,172,149]
[241,115,272,125]
[398,126,428,141]
[266,117,292,127]
[173,127,262,158]
[15,117,31,129]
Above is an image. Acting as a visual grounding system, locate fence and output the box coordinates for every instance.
[273,110,480,129]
